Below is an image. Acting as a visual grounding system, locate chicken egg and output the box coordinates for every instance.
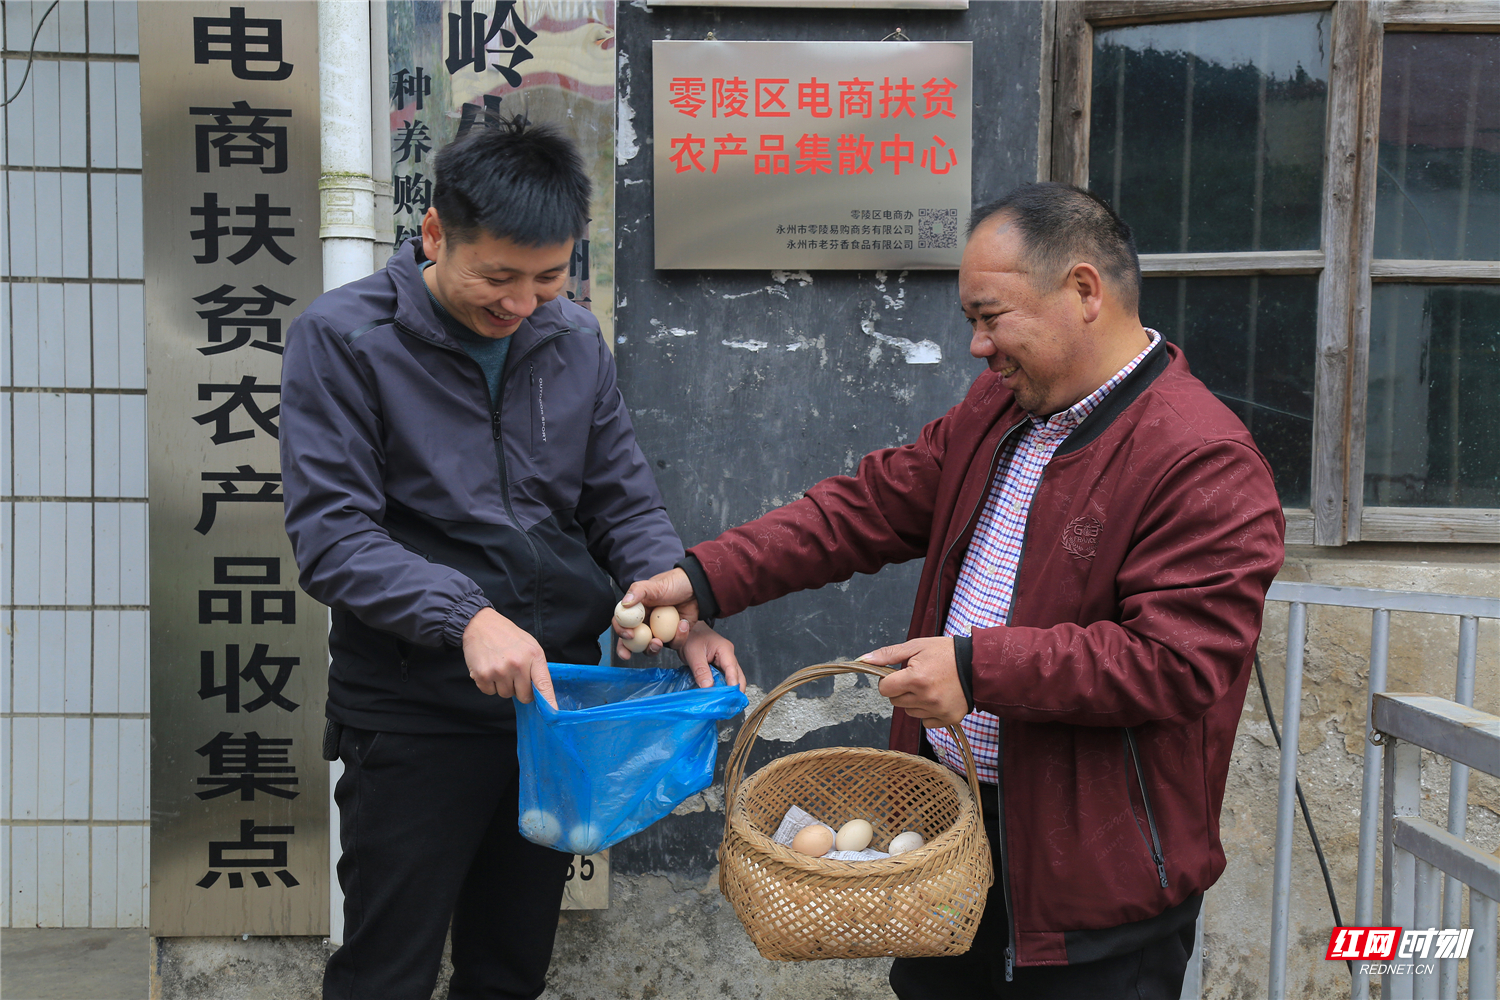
[888,830,925,855]
[835,818,873,852]
[519,809,561,846]
[623,623,653,652]
[567,822,606,855]
[649,605,681,643]
[790,824,834,857]
[613,599,646,629]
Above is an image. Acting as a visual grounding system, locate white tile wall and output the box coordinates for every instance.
[9,285,40,384]
[63,825,90,925]
[63,280,91,386]
[88,60,116,169]
[117,285,146,388]
[11,393,39,494]
[37,717,66,820]
[90,173,118,278]
[10,610,39,715]
[11,826,39,926]
[36,611,66,713]
[54,0,86,53]
[36,824,64,926]
[90,718,118,822]
[0,825,9,927]
[64,717,90,819]
[0,718,9,816]
[5,1,149,928]
[88,826,115,927]
[36,284,65,385]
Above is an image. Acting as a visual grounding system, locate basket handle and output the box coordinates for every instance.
[722,660,985,840]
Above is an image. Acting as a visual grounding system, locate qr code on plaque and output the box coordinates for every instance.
[918,208,958,249]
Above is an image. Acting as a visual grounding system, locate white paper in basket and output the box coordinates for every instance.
[772,804,890,861]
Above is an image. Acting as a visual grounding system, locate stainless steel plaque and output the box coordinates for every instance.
[652,40,971,270]
[141,1,328,937]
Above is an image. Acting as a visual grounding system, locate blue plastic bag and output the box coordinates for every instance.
[514,663,748,855]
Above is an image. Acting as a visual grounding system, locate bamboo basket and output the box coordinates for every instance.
[718,661,993,961]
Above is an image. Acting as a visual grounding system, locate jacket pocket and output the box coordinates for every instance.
[1122,728,1170,888]
[340,727,384,767]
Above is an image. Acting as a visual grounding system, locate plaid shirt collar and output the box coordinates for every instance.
[1024,328,1161,435]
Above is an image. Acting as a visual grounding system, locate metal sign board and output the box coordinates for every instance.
[141,1,328,937]
[652,40,971,270]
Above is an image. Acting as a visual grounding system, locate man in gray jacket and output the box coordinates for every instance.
[280,119,738,1000]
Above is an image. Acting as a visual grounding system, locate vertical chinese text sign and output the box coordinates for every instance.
[140,2,328,937]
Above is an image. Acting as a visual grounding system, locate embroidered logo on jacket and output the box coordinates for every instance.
[1061,515,1101,558]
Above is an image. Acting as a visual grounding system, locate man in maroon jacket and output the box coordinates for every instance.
[619,183,1285,999]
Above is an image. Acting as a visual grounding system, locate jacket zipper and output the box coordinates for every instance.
[488,330,570,641]
[930,419,1026,983]
[489,360,546,641]
[1122,728,1170,888]
[395,317,571,646]
[931,418,1026,982]
[995,718,1018,981]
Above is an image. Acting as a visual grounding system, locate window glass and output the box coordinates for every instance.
[1364,284,1500,508]
[1373,34,1500,261]
[1141,275,1316,505]
[1090,13,1329,253]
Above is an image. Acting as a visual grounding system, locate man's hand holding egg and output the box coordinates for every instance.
[611,568,746,692]
[610,567,698,659]
[612,596,685,656]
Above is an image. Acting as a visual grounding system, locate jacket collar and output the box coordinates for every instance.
[388,236,575,359]
[1053,335,1173,457]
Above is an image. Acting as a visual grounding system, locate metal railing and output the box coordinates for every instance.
[1374,693,1499,1000]
[1262,582,1500,1000]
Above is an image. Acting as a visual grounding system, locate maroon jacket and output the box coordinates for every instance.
[688,340,1284,968]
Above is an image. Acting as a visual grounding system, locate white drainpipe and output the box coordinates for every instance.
[318,0,378,947]
[319,0,377,291]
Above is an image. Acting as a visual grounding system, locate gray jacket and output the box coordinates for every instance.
[280,239,682,733]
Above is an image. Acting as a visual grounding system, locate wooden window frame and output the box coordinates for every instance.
[1042,0,1500,546]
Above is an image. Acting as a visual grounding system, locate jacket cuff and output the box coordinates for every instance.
[676,554,721,625]
[953,634,975,711]
[442,592,494,646]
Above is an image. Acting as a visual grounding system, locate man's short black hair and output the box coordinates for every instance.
[431,116,591,247]
[967,183,1140,311]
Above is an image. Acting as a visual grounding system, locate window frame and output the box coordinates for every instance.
[1042,0,1500,546]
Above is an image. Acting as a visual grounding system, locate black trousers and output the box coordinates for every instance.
[889,784,1196,1000]
[322,728,574,1000]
